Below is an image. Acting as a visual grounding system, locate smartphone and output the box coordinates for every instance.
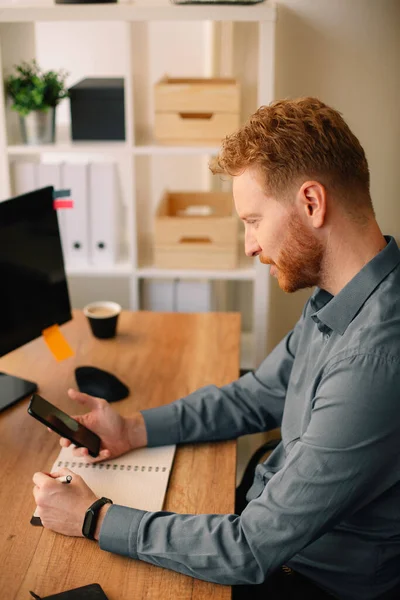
[28,393,101,457]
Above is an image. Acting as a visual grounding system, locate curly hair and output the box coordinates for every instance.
[210,97,373,215]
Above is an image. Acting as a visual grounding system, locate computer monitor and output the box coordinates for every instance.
[0,186,72,411]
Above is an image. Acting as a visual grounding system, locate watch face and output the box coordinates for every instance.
[82,497,112,540]
[82,508,95,539]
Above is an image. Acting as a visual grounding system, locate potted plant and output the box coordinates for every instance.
[5,59,69,145]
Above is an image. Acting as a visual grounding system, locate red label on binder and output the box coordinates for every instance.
[53,199,74,209]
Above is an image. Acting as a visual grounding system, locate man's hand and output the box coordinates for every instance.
[55,388,148,463]
[32,468,98,536]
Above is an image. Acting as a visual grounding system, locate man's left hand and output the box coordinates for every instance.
[32,468,98,536]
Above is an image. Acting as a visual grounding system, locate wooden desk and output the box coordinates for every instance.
[0,310,240,600]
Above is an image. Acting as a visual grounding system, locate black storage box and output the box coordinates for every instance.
[69,78,125,141]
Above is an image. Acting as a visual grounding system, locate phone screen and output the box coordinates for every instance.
[28,394,100,457]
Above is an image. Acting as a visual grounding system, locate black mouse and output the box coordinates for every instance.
[75,366,130,403]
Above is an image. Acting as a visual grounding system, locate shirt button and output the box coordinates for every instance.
[324,333,330,341]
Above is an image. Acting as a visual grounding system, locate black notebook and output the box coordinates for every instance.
[30,583,109,599]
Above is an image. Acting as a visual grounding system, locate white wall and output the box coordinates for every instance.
[35,22,130,126]
[265,0,400,351]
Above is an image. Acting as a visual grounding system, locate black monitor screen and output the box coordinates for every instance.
[0,186,72,357]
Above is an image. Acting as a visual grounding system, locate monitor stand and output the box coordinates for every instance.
[0,372,37,413]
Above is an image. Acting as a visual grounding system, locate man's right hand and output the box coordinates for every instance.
[56,388,148,463]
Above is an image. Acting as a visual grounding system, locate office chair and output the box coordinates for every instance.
[235,436,281,514]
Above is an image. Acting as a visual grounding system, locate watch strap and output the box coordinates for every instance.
[82,497,113,541]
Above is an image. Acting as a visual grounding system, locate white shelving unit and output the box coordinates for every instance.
[0,1,276,369]
[0,3,276,22]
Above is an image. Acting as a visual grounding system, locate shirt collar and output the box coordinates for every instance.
[310,236,400,335]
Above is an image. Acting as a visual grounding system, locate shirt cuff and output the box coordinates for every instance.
[99,505,146,559]
[140,403,180,446]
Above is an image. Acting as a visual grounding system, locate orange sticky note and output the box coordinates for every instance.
[42,325,74,362]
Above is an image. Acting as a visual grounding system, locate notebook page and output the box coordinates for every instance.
[35,445,176,514]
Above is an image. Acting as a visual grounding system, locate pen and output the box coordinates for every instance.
[56,474,72,484]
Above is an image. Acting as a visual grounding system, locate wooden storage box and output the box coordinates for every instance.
[154,77,240,144]
[154,191,238,270]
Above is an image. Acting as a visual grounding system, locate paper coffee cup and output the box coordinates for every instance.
[83,301,121,339]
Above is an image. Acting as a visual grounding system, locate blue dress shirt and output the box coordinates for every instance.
[100,235,400,600]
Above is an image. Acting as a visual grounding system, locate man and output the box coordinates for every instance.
[33,98,400,600]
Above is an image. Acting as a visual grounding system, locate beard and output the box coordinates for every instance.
[260,210,324,293]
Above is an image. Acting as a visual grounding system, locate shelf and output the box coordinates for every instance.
[133,140,220,156]
[67,259,254,280]
[137,255,255,281]
[0,2,277,24]
[8,125,130,156]
[65,260,256,280]
[66,260,132,277]
[8,129,221,156]
[137,266,255,281]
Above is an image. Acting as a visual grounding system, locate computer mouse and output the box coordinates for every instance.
[75,366,130,403]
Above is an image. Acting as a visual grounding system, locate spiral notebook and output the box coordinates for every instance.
[31,444,176,526]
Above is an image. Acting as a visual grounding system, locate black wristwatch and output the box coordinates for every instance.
[82,497,113,540]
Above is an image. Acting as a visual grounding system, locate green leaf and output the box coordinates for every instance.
[4,59,70,116]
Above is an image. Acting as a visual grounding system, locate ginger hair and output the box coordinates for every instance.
[210,97,373,218]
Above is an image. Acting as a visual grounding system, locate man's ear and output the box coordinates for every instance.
[298,181,327,229]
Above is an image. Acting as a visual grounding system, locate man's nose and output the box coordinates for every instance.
[244,229,262,257]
